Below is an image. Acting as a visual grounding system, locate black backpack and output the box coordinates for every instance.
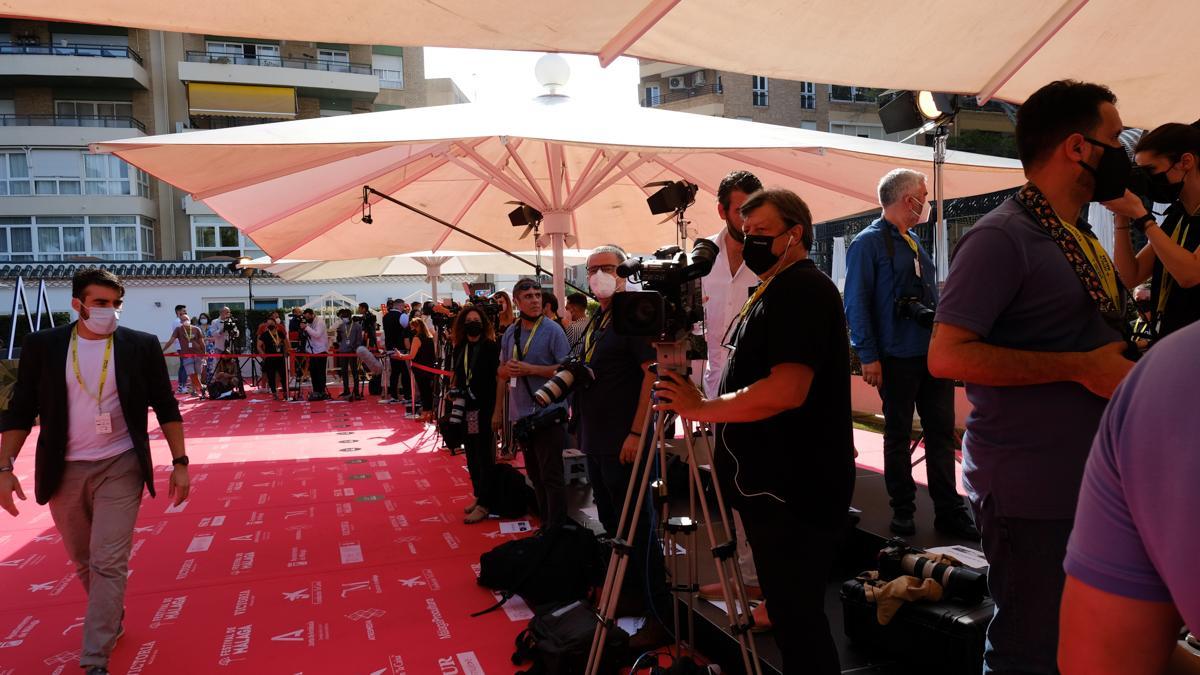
[368,373,382,396]
[512,599,630,675]
[487,463,536,519]
[475,519,608,615]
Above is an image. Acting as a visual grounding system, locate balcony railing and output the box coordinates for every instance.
[186,50,373,75]
[829,85,882,103]
[643,82,724,107]
[0,114,146,131]
[0,42,143,65]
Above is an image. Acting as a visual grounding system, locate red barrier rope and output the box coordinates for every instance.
[164,351,453,377]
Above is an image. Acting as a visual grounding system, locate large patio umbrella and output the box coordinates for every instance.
[13,0,1193,128]
[93,58,1022,299]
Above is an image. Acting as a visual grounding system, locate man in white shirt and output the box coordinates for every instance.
[697,170,767,626]
[208,306,231,353]
[302,308,330,400]
[0,268,190,675]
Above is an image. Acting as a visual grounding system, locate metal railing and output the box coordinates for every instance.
[643,82,724,107]
[186,50,373,75]
[0,42,143,65]
[829,85,882,103]
[0,114,146,131]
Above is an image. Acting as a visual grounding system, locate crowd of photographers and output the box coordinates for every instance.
[19,74,1200,674]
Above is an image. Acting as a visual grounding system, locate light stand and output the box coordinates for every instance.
[931,124,950,283]
[235,258,260,389]
[585,340,762,675]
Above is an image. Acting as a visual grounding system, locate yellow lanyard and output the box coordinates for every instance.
[266,329,280,349]
[71,326,113,407]
[1059,218,1120,307]
[900,231,919,254]
[1157,212,1192,318]
[582,311,612,364]
[512,316,543,360]
[725,260,798,345]
[462,343,474,384]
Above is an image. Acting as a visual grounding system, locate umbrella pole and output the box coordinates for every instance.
[933,125,949,283]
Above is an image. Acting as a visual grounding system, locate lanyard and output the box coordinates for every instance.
[512,316,544,361]
[71,326,113,407]
[724,260,799,346]
[1156,211,1192,319]
[582,311,612,364]
[1058,218,1120,308]
[899,230,919,255]
[266,329,281,350]
[463,343,474,384]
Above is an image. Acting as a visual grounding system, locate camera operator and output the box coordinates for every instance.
[843,168,978,539]
[301,308,331,401]
[655,188,854,675]
[494,278,571,528]
[574,245,671,648]
[699,169,767,624]
[257,315,289,400]
[357,302,378,349]
[450,307,501,524]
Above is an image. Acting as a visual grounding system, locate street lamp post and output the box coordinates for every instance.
[233,256,259,388]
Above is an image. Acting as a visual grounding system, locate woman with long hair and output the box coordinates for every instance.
[396,317,437,422]
[1109,121,1200,341]
[491,291,515,333]
[449,307,501,523]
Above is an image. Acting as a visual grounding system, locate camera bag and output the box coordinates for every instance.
[841,577,993,675]
[474,519,607,616]
[512,599,630,675]
[487,463,536,519]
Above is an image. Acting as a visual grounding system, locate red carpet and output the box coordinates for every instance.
[853,428,967,496]
[0,395,540,674]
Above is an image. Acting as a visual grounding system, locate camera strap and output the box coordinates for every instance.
[459,341,484,388]
[581,310,612,364]
[724,259,800,347]
[513,318,545,414]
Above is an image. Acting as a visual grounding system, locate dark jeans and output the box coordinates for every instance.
[464,426,496,506]
[879,355,963,519]
[388,356,409,399]
[739,498,843,675]
[522,422,567,528]
[974,496,1072,675]
[309,355,328,394]
[339,356,359,396]
[585,452,670,616]
[263,357,287,396]
[414,371,433,411]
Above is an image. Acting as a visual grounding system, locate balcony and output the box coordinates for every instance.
[179,51,379,99]
[643,83,724,108]
[0,114,147,146]
[0,42,149,88]
[829,85,883,104]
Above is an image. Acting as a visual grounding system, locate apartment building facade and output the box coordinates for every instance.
[0,20,467,264]
[638,61,1015,150]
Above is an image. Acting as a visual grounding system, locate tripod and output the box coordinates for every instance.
[586,340,762,675]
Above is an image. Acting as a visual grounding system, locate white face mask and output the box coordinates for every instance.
[199,318,209,325]
[910,197,933,225]
[589,271,618,299]
[81,306,120,335]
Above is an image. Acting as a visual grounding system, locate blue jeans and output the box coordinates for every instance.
[176,361,187,389]
[974,496,1073,675]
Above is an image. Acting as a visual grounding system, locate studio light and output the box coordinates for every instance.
[879,90,960,135]
[361,185,373,224]
[507,203,543,228]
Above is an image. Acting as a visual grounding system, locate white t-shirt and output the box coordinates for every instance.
[209,317,228,351]
[700,229,760,398]
[304,316,329,353]
[65,333,133,462]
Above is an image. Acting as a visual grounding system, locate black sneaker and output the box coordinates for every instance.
[935,511,981,541]
[85,668,110,675]
[889,516,916,536]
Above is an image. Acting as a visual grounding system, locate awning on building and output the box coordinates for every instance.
[186,83,295,119]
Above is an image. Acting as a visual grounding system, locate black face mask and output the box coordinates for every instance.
[742,229,794,275]
[465,321,484,337]
[1146,164,1186,204]
[1079,137,1132,202]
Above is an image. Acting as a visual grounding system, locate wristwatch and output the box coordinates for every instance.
[171,455,190,467]
[1131,213,1156,234]
[0,464,13,473]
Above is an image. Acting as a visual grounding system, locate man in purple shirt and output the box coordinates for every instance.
[929,79,1135,673]
[1059,321,1200,674]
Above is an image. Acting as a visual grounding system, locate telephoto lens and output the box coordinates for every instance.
[533,361,594,407]
[447,392,467,425]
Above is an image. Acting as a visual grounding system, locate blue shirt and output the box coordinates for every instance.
[1064,322,1199,629]
[844,217,938,363]
[935,198,1123,519]
[500,317,570,421]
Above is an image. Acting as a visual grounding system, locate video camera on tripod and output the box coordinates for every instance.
[611,238,718,358]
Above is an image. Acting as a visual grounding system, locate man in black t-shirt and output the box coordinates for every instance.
[656,188,854,675]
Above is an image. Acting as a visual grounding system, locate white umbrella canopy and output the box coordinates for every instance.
[10,0,1194,128]
[247,249,591,281]
[94,92,1021,270]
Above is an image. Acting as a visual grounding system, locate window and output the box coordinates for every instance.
[372,54,403,89]
[0,215,153,261]
[30,149,82,195]
[829,85,879,103]
[192,214,263,259]
[319,49,350,73]
[643,85,661,107]
[829,122,885,139]
[0,151,30,196]
[55,100,133,123]
[752,76,768,107]
[207,41,281,66]
[800,121,817,130]
[281,298,306,309]
[83,154,148,197]
[799,82,815,110]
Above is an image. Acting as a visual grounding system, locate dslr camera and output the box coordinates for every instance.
[611,238,718,354]
[533,359,595,408]
[895,295,936,329]
[878,538,987,604]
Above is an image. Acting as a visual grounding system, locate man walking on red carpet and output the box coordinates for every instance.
[0,268,191,675]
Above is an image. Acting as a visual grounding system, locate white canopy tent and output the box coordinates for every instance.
[11,0,1194,128]
[94,58,1022,299]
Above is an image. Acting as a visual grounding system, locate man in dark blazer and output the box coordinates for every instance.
[382,298,409,402]
[0,268,190,675]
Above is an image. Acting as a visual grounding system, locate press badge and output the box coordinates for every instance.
[509,377,517,389]
[914,258,922,277]
[95,412,113,435]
